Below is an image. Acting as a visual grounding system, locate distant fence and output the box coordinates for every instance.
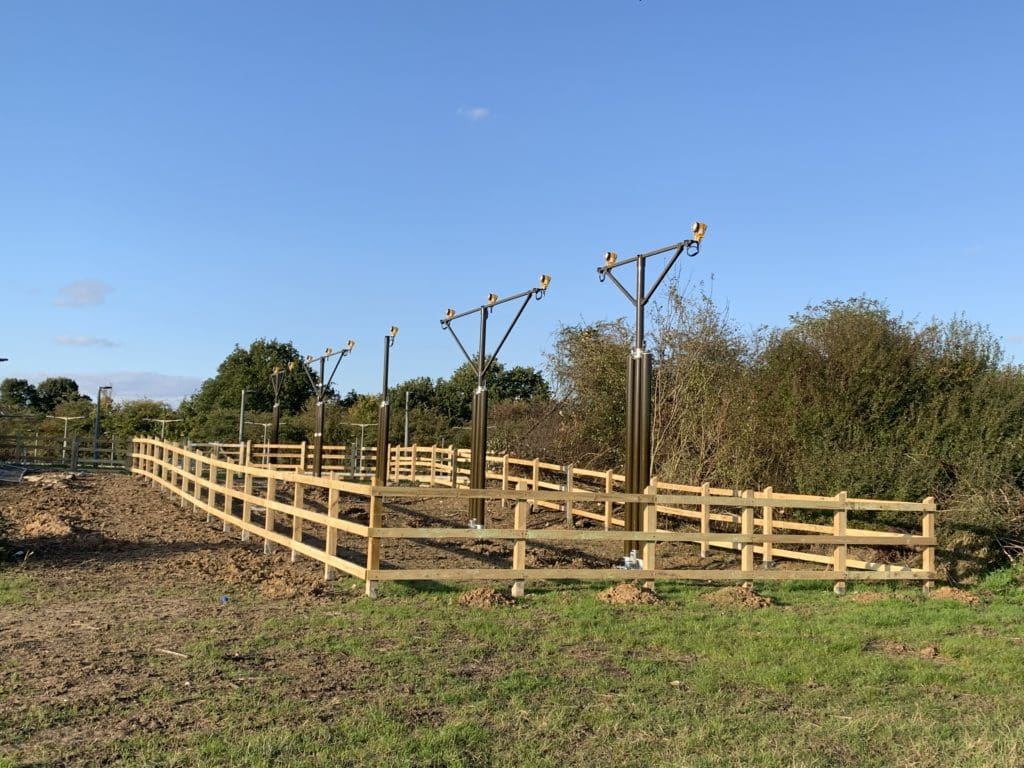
[0,435,130,471]
[132,438,938,596]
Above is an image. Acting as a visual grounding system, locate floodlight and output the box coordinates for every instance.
[325,347,333,355]
[539,274,551,290]
[691,221,707,242]
[487,293,498,305]
[305,355,313,363]
[604,251,618,267]
[346,339,356,351]
[390,326,399,337]
[288,361,296,371]
[446,308,456,320]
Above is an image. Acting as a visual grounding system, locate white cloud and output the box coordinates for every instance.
[19,371,203,406]
[457,106,492,121]
[55,279,113,307]
[55,335,119,348]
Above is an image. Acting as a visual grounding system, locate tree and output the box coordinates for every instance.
[110,400,179,440]
[0,378,38,411]
[183,339,316,440]
[35,377,86,412]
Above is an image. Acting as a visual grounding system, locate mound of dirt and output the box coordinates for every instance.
[457,587,515,607]
[597,583,660,605]
[17,512,73,538]
[702,584,773,609]
[866,640,942,661]
[927,586,980,606]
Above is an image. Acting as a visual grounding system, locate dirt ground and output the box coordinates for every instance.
[0,471,922,764]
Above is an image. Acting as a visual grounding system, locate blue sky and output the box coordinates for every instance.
[2,1,1022,404]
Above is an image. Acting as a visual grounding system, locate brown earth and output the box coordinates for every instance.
[865,639,944,661]
[596,582,661,605]
[457,586,516,607]
[701,584,774,609]
[927,585,981,605]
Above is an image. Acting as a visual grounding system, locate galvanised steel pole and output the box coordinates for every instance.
[468,308,489,525]
[375,328,398,486]
[92,385,111,463]
[269,366,290,458]
[441,276,551,527]
[238,388,247,445]
[301,342,355,478]
[596,223,707,555]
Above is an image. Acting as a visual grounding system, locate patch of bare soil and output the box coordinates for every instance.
[597,583,660,605]
[848,591,893,604]
[866,640,944,661]
[927,586,980,606]
[0,472,350,765]
[457,586,515,607]
[702,584,774,609]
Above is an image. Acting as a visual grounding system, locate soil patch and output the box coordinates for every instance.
[457,586,515,607]
[702,584,773,609]
[927,586,980,606]
[866,640,943,661]
[597,583,660,605]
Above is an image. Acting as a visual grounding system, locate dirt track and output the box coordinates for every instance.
[0,472,338,765]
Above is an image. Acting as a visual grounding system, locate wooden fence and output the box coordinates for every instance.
[132,438,937,597]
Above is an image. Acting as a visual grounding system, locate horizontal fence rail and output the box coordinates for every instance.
[131,438,938,596]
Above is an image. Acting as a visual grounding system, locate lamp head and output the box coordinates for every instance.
[346,339,356,351]
[604,251,618,267]
[445,308,456,320]
[539,274,551,290]
[305,355,313,363]
[691,221,707,242]
[389,326,399,338]
[487,293,498,305]
[287,361,296,371]
[325,347,333,355]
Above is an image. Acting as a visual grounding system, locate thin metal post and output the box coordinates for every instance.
[403,390,410,447]
[92,385,111,463]
[238,388,247,444]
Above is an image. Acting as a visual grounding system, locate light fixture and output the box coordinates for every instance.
[287,361,296,371]
[325,347,333,355]
[390,326,399,337]
[691,221,707,242]
[539,274,551,290]
[604,251,618,267]
[487,293,498,305]
[446,308,456,320]
[346,339,356,351]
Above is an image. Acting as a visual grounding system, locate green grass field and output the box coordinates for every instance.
[5,569,1024,768]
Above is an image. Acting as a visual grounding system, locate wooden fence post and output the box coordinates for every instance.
[833,491,848,595]
[429,446,437,487]
[531,458,540,507]
[700,482,711,558]
[512,480,528,598]
[299,441,308,473]
[448,445,456,487]
[325,474,340,581]
[222,465,234,533]
[264,475,277,554]
[241,466,253,542]
[643,478,658,591]
[365,486,384,598]
[741,490,755,581]
[501,454,510,508]
[604,469,615,530]
[204,459,214,523]
[411,444,418,482]
[762,486,774,566]
[291,480,305,563]
[922,496,936,593]
[564,464,575,527]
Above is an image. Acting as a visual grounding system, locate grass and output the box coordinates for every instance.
[5,574,1024,767]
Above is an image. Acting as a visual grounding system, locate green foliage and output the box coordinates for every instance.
[35,377,87,411]
[109,399,179,440]
[552,287,1024,571]
[0,378,38,412]
[183,339,315,440]
[547,320,630,466]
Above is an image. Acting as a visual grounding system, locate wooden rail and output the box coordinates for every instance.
[132,438,937,596]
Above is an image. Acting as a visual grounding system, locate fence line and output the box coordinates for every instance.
[132,438,937,596]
